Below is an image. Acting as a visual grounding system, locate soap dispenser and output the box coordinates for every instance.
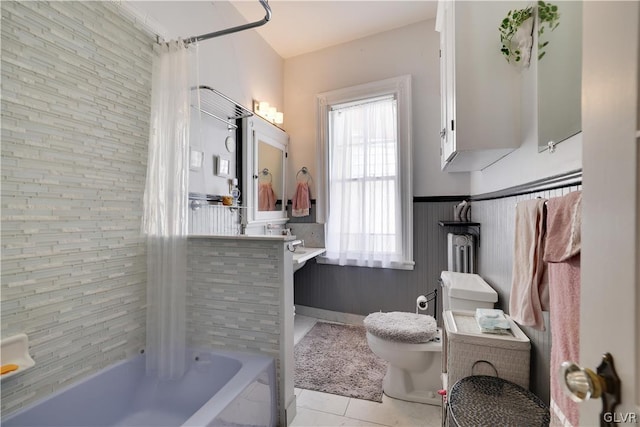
[230,178,241,206]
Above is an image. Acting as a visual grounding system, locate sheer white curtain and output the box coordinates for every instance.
[325,96,403,268]
[142,40,191,380]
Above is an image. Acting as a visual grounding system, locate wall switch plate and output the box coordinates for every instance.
[214,155,230,177]
[190,150,204,171]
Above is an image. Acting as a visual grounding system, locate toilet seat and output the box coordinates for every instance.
[364,311,438,344]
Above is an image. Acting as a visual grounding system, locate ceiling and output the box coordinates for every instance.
[230,1,438,59]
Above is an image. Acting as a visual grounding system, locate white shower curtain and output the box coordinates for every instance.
[142,40,191,380]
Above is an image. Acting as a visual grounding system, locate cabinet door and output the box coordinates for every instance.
[439,1,522,172]
[242,116,289,226]
[440,0,456,169]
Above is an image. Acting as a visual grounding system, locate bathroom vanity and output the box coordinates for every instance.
[187,101,325,426]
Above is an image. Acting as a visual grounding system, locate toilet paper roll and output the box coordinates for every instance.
[416,295,428,311]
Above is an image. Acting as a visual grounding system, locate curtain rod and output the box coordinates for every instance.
[184,0,271,45]
[330,94,396,111]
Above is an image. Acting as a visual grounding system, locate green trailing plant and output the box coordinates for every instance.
[537,1,560,60]
[499,2,561,65]
[499,5,534,64]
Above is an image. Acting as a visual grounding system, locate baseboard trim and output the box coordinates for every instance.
[285,395,297,426]
[295,305,366,326]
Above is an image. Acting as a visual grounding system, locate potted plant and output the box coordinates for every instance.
[537,1,560,60]
[499,1,560,67]
[499,5,534,67]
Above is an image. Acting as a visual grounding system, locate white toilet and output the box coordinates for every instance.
[364,271,498,405]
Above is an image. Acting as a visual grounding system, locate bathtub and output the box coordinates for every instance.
[3,348,276,427]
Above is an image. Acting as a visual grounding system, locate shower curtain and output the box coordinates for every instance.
[142,40,191,380]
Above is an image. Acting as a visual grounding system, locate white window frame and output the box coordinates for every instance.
[316,75,414,270]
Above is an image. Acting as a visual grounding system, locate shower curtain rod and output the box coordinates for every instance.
[184,0,271,45]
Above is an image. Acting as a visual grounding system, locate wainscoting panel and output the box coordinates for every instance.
[293,200,465,322]
[473,184,582,405]
[295,181,581,404]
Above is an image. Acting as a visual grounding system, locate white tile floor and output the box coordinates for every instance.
[291,315,442,427]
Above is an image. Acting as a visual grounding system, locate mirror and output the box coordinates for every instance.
[538,1,582,152]
[258,140,283,211]
[242,116,288,231]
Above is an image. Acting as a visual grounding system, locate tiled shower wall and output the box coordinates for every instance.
[473,184,582,405]
[187,237,290,424]
[1,1,152,416]
[187,238,282,357]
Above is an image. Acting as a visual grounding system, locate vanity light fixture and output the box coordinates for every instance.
[253,100,284,125]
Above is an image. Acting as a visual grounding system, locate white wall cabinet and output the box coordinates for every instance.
[242,116,289,235]
[438,1,522,172]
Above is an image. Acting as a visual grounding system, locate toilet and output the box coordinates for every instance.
[439,271,498,313]
[364,271,498,405]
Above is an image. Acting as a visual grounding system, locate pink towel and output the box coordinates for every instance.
[545,191,581,427]
[258,182,276,211]
[292,181,310,217]
[544,191,581,261]
[509,198,549,331]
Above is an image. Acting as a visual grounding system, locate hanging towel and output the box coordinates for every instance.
[545,191,581,261]
[258,182,276,211]
[545,191,581,427]
[509,198,549,331]
[292,181,311,217]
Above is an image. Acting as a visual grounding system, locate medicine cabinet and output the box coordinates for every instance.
[537,1,582,152]
[242,116,289,233]
[437,1,522,171]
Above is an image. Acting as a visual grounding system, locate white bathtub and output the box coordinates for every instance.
[3,348,276,427]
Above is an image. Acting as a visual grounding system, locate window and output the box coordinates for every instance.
[316,76,414,270]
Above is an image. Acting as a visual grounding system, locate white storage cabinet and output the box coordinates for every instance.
[443,310,531,393]
[438,1,522,171]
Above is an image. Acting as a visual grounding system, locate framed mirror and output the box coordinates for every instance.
[257,140,284,212]
[537,1,582,152]
[242,116,289,229]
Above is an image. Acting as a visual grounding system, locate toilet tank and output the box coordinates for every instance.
[440,271,497,312]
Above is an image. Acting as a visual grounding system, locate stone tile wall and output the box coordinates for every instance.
[1,1,152,416]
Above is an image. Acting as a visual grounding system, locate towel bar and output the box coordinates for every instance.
[296,167,313,183]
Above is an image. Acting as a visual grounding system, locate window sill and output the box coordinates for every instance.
[316,256,415,271]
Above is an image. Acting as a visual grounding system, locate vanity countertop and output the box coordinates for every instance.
[189,234,299,242]
[291,247,326,265]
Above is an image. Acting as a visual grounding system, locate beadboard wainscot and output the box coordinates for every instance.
[471,170,582,405]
